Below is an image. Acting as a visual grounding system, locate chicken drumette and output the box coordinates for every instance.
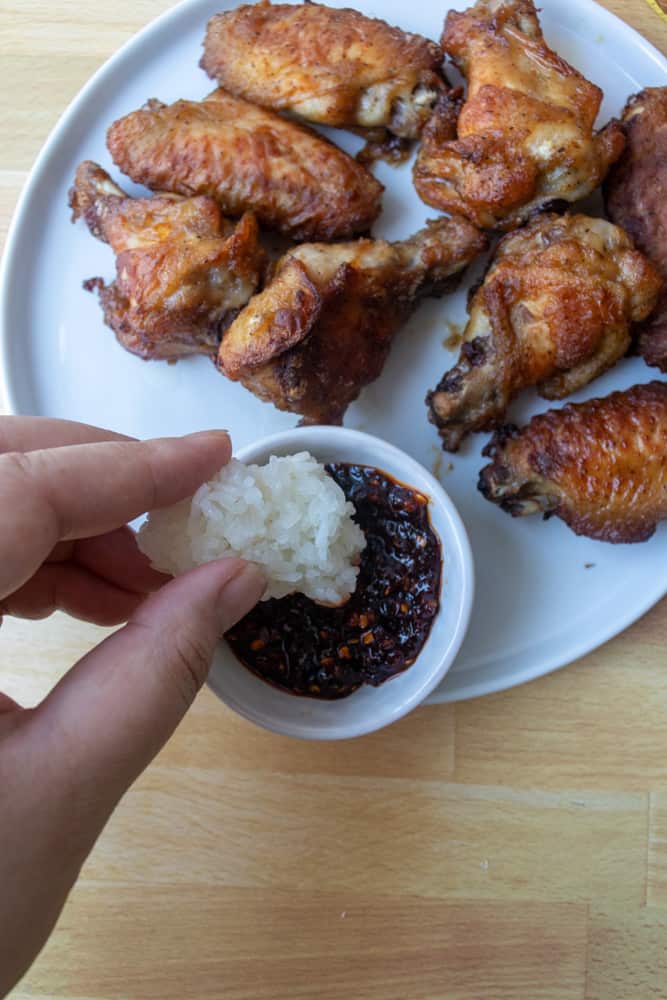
[107,90,383,241]
[479,381,667,543]
[69,161,265,360]
[604,87,667,372]
[427,213,661,451]
[201,2,445,142]
[413,0,625,230]
[218,216,486,424]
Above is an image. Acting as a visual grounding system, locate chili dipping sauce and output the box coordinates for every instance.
[226,462,442,699]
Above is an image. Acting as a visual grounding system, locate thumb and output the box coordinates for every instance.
[29,558,265,829]
[0,559,264,998]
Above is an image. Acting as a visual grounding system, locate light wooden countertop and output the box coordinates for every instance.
[1,2,667,997]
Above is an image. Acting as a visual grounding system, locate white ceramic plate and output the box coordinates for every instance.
[1,0,666,703]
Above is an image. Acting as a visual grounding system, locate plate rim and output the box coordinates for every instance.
[1,0,666,705]
[428,574,667,702]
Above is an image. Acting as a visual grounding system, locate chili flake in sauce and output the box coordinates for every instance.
[226,463,442,699]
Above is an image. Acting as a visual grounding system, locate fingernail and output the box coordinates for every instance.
[186,430,230,443]
[217,563,267,634]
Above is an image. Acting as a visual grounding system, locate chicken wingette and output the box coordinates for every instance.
[69,161,265,360]
[218,216,486,424]
[479,381,667,543]
[604,87,667,372]
[107,90,383,241]
[201,1,445,140]
[427,213,661,451]
[413,0,625,230]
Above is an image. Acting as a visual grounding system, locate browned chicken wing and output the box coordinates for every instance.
[479,381,667,543]
[69,161,265,360]
[201,2,445,141]
[427,213,661,451]
[604,87,667,372]
[107,90,383,241]
[218,216,486,424]
[413,0,625,230]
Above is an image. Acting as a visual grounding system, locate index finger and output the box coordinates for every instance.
[0,430,231,600]
[0,415,134,453]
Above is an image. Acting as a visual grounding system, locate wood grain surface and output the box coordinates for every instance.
[1,2,667,998]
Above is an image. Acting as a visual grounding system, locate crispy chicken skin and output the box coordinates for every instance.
[69,160,231,252]
[218,216,486,424]
[107,90,383,241]
[478,382,667,543]
[604,87,667,372]
[70,161,265,360]
[201,1,445,139]
[413,0,625,230]
[427,213,661,451]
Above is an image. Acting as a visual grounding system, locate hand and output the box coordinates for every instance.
[0,417,265,996]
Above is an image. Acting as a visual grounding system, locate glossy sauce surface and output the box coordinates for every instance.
[226,463,442,699]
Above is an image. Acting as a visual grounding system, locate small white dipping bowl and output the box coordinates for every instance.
[207,426,474,740]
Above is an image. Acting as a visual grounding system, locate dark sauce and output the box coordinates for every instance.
[226,463,442,700]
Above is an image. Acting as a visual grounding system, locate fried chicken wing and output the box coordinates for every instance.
[478,381,667,543]
[107,90,383,241]
[427,213,661,451]
[201,2,445,140]
[413,0,625,230]
[70,161,265,360]
[604,87,667,372]
[218,216,486,424]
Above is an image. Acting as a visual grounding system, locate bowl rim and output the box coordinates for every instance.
[206,425,475,739]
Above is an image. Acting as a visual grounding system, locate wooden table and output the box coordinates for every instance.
[1,2,667,997]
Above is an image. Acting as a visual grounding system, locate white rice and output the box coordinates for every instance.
[137,451,366,604]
